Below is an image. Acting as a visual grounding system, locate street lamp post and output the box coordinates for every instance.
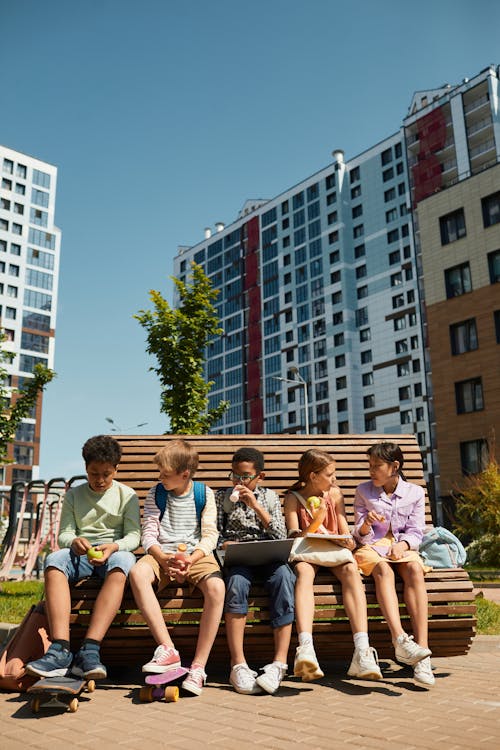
[273,367,310,434]
[105,417,148,433]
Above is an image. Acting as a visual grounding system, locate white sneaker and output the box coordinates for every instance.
[347,647,382,680]
[394,634,431,666]
[294,642,324,682]
[255,661,287,695]
[229,663,262,695]
[413,657,435,687]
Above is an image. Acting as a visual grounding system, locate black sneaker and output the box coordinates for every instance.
[26,642,73,678]
[71,645,107,680]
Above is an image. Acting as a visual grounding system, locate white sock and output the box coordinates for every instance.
[394,632,407,647]
[298,632,313,647]
[353,632,369,651]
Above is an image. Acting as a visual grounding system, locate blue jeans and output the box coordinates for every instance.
[45,548,136,582]
[224,562,295,628]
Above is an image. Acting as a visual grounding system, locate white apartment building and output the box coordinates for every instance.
[0,145,61,488]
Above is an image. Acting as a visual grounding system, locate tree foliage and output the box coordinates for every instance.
[135,262,228,434]
[0,335,55,466]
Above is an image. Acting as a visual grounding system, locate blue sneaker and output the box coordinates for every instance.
[71,644,107,680]
[26,642,73,678]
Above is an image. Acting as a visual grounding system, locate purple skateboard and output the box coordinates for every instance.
[140,667,189,703]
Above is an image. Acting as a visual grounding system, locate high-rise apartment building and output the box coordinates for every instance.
[0,145,61,488]
[173,63,500,516]
[403,65,500,510]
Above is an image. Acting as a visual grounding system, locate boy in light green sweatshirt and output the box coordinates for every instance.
[26,435,140,680]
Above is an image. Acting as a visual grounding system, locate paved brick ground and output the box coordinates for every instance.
[1,635,499,750]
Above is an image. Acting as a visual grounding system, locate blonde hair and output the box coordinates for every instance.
[289,448,335,491]
[154,439,199,476]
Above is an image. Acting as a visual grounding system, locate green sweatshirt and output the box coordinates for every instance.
[57,480,141,552]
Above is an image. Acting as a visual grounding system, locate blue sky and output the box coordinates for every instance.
[1,0,499,479]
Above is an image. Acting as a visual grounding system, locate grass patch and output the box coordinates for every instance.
[0,580,44,624]
[475,595,500,635]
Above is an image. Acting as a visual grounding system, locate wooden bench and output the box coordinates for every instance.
[68,434,476,666]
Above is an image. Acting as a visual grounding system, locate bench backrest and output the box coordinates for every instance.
[113,433,431,526]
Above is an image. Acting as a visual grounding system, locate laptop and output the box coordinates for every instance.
[217,538,295,567]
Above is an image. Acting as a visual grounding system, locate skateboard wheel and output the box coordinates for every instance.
[86,680,96,693]
[139,686,154,703]
[69,698,79,713]
[31,697,40,714]
[164,686,179,702]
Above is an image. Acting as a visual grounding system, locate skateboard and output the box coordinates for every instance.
[139,666,189,703]
[27,676,95,714]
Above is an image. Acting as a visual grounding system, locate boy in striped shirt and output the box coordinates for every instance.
[129,439,224,696]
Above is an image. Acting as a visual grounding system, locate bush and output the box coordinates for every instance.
[466,535,500,567]
[476,596,500,635]
[453,452,500,563]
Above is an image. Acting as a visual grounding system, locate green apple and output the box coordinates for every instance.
[307,496,321,510]
[87,547,104,560]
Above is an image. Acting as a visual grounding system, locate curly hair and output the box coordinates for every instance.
[82,435,122,466]
[231,447,265,473]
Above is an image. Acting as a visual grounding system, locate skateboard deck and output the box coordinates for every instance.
[140,666,189,703]
[27,676,95,713]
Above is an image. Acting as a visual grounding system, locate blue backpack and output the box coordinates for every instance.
[154,481,206,523]
[419,526,467,568]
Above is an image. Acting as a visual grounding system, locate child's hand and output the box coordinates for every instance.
[365,511,385,527]
[71,537,92,555]
[88,543,117,565]
[236,485,258,509]
[388,541,410,560]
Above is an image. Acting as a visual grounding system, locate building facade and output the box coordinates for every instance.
[173,63,500,512]
[0,145,61,488]
[403,65,500,508]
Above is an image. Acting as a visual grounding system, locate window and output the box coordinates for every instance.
[397,362,410,376]
[399,386,411,400]
[12,223,22,235]
[414,383,423,397]
[440,208,466,245]
[481,191,500,228]
[355,265,367,279]
[33,169,51,189]
[353,224,364,239]
[460,439,488,475]
[331,291,342,304]
[365,416,376,431]
[333,311,343,325]
[328,230,339,244]
[357,285,368,299]
[362,372,373,386]
[359,327,370,342]
[328,211,338,225]
[351,185,361,199]
[352,205,363,219]
[334,332,344,346]
[314,339,326,358]
[350,166,360,183]
[394,316,406,331]
[445,262,472,298]
[16,422,35,442]
[450,319,478,354]
[337,398,348,412]
[316,382,329,401]
[400,410,413,425]
[456,378,484,414]
[389,250,401,265]
[381,148,392,166]
[336,376,347,389]
[338,421,349,434]
[331,270,341,284]
[355,307,368,327]
[360,350,372,364]
[412,359,421,373]
[488,249,500,283]
[392,294,404,309]
[354,244,365,258]
[335,354,345,368]
[386,208,398,223]
[5,306,16,319]
[383,167,394,182]
[384,187,396,202]
[415,407,424,421]
[387,228,399,243]
[363,394,375,409]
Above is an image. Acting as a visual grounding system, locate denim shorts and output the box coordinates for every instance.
[224,561,295,628]
[44,548,136,582]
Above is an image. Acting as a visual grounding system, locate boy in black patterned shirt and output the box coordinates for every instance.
[215,447,295,695]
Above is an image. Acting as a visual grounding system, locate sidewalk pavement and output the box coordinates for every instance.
[1,635,499,750]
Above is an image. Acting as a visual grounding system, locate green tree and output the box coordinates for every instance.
[453,447,500,567]
[0,335,55,466]
[135,262,229,434]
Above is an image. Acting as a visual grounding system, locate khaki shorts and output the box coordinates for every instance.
[136,552,222,591]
